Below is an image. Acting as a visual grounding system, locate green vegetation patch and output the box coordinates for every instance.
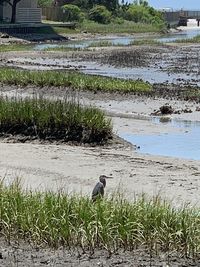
[0,68,152,93]
[78,20,164,34]
[0,182,200,256]
[0,44,33,52]
[0,96,112,144]
[174,35,200,44]
[41,1,166,34]
[88,40,114,47]
[43,46,82,52]
[130,39,162,46]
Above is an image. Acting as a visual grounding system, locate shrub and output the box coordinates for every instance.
[111,17,124,24]
[38,0,52,7]
[89,5,111,24]
[62,4,82,22]
[124,4,163,25]
[125,5,149,23]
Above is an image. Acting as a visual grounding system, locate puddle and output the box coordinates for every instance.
[120,118,200,160]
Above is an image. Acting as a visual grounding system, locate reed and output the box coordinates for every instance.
[0,96,112,144]
[78,20,164,34]
[0,68,152,93]
[88,40,114,47]
[130,39,162,46]
[0,44,32,52]
[174,35,200,44]
[0,181,200,258]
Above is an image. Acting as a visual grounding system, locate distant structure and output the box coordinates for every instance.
[158,7,173,12]
[161,8,200,27]
[0,0,41,23]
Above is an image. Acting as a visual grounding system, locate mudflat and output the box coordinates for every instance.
[1,29,200,266]
[0,85,199,207]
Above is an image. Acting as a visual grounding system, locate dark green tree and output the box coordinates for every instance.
[73,0,89,9]
[93,0,119,11]
[89,4,111,23]
[38,0,52,7]
[0,0,22,23]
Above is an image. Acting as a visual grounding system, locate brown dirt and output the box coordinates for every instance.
[0,240,199,267]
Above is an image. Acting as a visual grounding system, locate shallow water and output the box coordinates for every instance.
[157,28,200,43]
[35,28,200,51]
[8,55,200,86]
[34,37,135,50]
[121,118,200,160]
[82,65,199,85]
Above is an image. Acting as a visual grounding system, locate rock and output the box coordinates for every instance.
[159,105,174,115]
[182,108,192,113]
[0,33,9,38]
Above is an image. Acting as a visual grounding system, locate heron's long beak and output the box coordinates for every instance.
[104,176,113,179]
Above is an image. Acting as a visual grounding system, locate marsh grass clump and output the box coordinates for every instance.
[1,182,200,258]
[0,68,152,93]
[0,44,33,52]
[88,40,113,47]
[0,96,112,144]
[174,35,200,44]
[130,39,161,46]
[43,46,83,52]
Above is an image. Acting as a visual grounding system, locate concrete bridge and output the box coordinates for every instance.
[163,10,200,27]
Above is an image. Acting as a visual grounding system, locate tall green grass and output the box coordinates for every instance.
[130,39,162,46]
[78,20,164,34]
[42,20,164,34]
[88,40,114,47]
[0,44,32,52]
[0,68,152,93]
[0,96,112,143]
[0,181,200,257]
[43,46,82,52]
[174,35,200,44]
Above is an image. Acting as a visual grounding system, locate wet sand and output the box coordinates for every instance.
[0,88,200,266]
[0,85,199,207]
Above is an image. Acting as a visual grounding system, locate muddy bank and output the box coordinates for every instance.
[0,33,69,44]
[0,240,198,267]
[0,31,165,45]
[1,43,200,87]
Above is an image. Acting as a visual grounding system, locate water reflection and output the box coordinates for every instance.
[121,118,200,160]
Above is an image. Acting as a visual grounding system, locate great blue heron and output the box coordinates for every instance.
[91,175,108,202]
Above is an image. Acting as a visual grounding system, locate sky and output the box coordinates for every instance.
[125,1,200,10]
[148,0,200,10]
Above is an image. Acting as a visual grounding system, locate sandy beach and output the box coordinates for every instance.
[0,86,199,207]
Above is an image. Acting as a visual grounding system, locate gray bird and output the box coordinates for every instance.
[91,175,107,202]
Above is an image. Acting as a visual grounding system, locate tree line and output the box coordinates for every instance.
[0,0,164,27]
[40,0,164,26]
